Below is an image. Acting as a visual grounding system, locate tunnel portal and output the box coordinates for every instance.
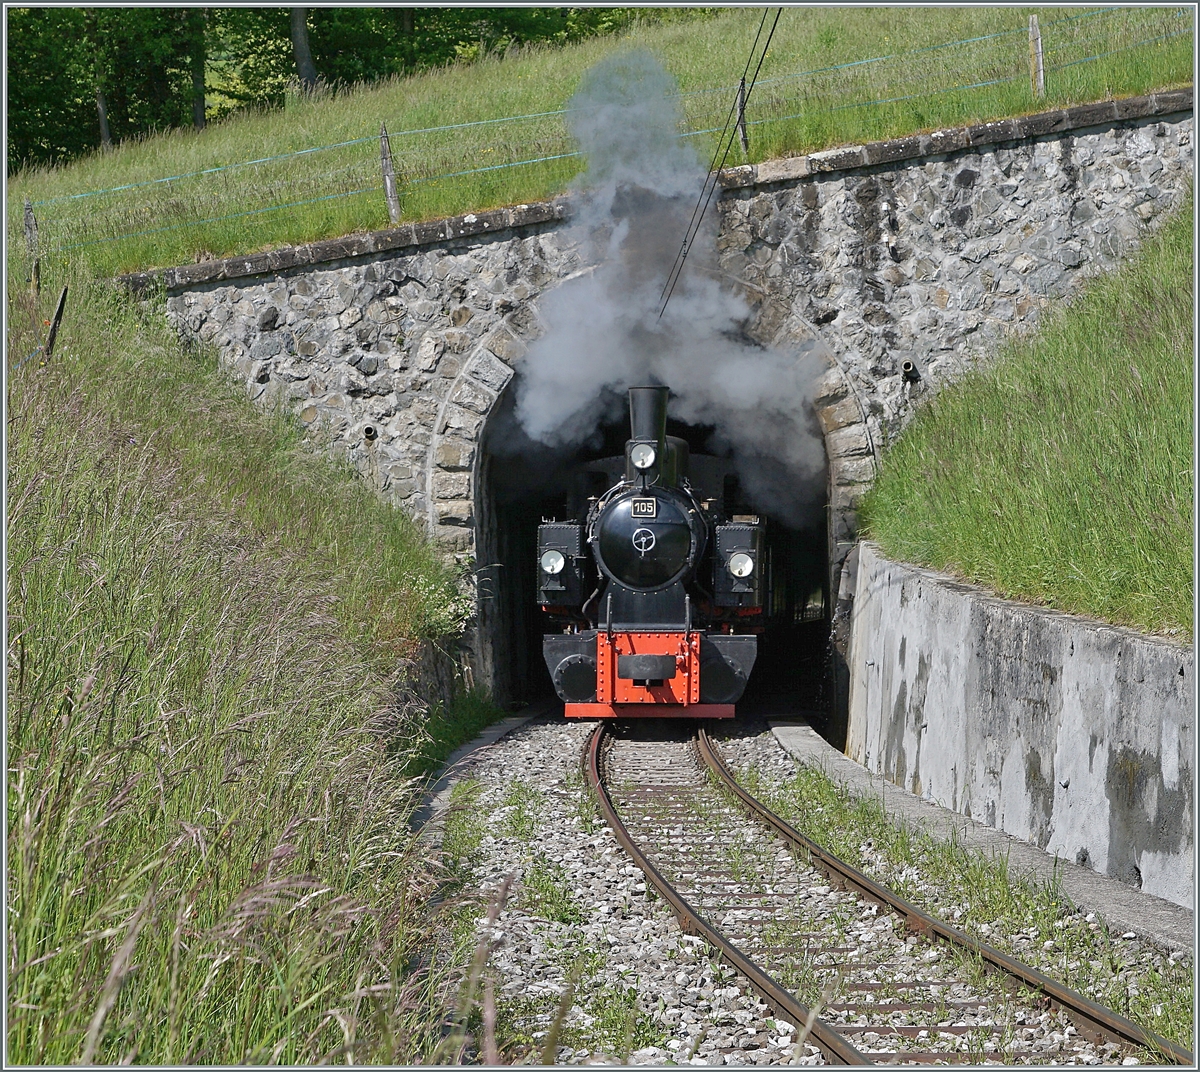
[476,384,831,724]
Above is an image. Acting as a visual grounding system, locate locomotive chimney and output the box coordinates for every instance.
[628,385,668,446]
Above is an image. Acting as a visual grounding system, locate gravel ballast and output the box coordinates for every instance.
[433,714,1191,1065]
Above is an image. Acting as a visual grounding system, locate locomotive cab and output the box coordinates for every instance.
[538,385,761,718]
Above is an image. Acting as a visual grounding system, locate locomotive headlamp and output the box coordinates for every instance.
[540,549,566,575]
[629,443,657,470]
[728,552,755,578]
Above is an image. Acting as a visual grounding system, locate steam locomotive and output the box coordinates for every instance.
[536,386,762,718]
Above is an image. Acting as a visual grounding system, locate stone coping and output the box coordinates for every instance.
[718,86,1193,189]
[120,198,571,295]
[119,87,1191,295]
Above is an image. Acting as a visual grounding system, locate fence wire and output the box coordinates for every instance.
[11,5,1191,265]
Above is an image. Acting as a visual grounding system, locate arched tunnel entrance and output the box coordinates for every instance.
[475,383,832,726]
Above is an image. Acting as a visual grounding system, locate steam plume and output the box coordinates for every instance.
[512,50,827,525]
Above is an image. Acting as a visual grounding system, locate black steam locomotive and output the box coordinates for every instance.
[537,386,762,718]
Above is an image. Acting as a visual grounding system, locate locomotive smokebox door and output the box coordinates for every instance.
[537,522,587,606]
[714,521,764,606]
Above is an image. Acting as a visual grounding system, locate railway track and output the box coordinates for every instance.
[585,721,1192,1066]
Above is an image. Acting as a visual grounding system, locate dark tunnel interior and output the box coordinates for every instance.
[477,384,832,726]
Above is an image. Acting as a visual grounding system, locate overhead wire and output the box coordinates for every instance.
[657,8,771,315]
[659,7,783,319]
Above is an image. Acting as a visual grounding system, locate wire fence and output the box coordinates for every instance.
[11,5,1192,269]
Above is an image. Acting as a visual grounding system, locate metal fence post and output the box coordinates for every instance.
[380,122,401,226]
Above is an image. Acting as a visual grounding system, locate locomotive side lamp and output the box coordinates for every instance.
[540,549,566,575]
[728,552,755,578]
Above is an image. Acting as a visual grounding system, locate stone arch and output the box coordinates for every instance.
[743,300,879,597]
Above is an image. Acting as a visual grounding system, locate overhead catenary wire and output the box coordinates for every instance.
[659,7,783,319]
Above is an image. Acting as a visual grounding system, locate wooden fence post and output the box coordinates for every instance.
[380,122,401,226]
[1029,15,1045,99]
[44,285,68,361]
[736,76,750,156]
[23,197,40,295]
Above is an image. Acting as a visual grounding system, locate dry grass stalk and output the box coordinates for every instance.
[483,976,500,1065]
[540,952,588,1065]
[790,971,840,1065]
[78,886,156,1065]
[437,873,513,1063]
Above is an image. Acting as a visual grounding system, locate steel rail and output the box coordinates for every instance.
[695,728,1194,1066]
[584,724,868,1065]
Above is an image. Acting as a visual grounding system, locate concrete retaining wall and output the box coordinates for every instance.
[845,542,1194,908]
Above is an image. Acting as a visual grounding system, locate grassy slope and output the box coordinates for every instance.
[862,195,1194,640]
[5,274,499,1063]
[8,5,1191,276]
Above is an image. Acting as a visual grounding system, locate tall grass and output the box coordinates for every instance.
[5,272,483,1063]
[7,271,467,666]
[861,194,1194,640]
[8,5,1191,277]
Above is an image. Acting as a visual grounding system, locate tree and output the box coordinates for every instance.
[82,9,113,148]
[6,7,93,171]
[290,7,318,91]
[188,8,207,129]
[6,6,720,173]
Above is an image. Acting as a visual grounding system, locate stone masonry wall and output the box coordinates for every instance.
[158,92,1193,595]
[714,94,1193,578]
[164,202,582,556]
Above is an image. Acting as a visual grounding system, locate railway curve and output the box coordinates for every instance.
[585,722,1192,1066]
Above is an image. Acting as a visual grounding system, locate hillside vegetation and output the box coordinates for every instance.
[9,5,1191,277]
[862,195,1194,641]
[5,271,496,1063]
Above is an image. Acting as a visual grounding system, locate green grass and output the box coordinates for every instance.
[8,272,468,665]
[861,194,1193,639]
[8,5,1191,277]
[407,688,510,778]
[522,854,585,925]
[4,271,498,1064]
[499,780,544,843]
[740,762,1193,1053]
[440,779,488,881]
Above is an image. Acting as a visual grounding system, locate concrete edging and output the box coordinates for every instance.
[770,720,1193,954]
[409,696,559,834]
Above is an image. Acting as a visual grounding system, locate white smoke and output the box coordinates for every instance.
[513,50,827,525]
